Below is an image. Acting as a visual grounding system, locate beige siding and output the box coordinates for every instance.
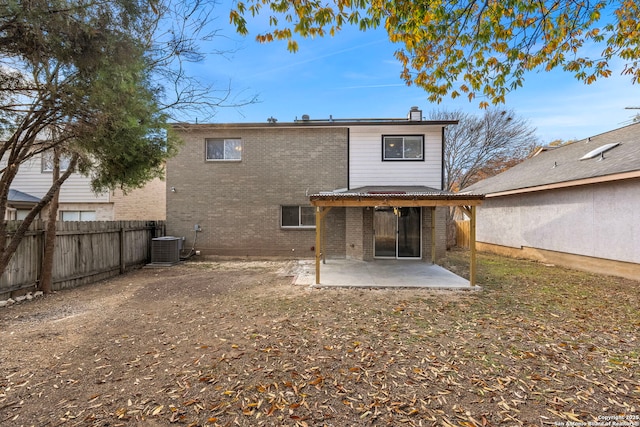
[9,155,110,203]
[349,125,443,188]
[7,154,163,220]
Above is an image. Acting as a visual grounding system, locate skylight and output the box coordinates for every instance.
[580,142,620,160]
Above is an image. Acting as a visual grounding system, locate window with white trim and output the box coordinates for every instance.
[42,151,72,172]
[382,135,424,160]
[281,206,315,228]
[60,211,96,221]
[206,138,242,161]
[16,209,31,220]
[5,209,37,221]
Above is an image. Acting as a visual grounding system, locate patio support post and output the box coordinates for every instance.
[315,207,332,285]
[431,207,436,264]
[315,208,321,284]
[470,205,477,286]
[322,213,326,265]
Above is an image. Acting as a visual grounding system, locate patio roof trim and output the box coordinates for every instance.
[309,192,485,207]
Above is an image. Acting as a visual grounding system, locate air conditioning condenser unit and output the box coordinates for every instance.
[151,236,182,264]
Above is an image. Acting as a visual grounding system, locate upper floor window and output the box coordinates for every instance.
[382,135,424,161]
[281,205,315,228]
[206,138,242,161]
[42,151,71,172]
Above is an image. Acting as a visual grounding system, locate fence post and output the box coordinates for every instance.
[1,220,160,296]
[39,223,45,290]
[119,226,126,274]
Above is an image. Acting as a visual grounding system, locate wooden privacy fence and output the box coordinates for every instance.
[1,220,165,297]
[455,220,471,249]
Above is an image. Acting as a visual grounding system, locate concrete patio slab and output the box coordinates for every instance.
[292,259,479,289]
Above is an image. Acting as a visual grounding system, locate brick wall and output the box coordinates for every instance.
[111,177,166,220]
[349,206,446,261]
[363,208,373,261]
[421,207,447,262]
[345,207,364,259]
[322,207,346,258]
[167,126,348,257]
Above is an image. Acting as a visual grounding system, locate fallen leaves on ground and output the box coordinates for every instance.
[0,254,638,426]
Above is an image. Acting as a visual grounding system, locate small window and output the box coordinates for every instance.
[42,151,71,172]
[60,211,96,221]
[16,209,31,220]
[281,206,316,228]
[382,135,424,161]
[206,138,242,161]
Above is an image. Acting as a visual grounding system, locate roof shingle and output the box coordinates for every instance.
[8,189,40,203]
[462,122,640,195]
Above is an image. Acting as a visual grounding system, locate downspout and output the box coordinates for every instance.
[441,126,446,191]
[347,127,350,190]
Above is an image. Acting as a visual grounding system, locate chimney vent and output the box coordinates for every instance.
[408,106,422,121]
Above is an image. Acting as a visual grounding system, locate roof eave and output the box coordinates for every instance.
[309,193,484,207]
[170,120,458,130]
[483,170,640,197]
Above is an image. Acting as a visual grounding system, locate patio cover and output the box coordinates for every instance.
[309,186,485,286]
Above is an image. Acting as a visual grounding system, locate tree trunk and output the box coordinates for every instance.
[40,148,61,294]
[445,207,456,250]
[0,156,77,279]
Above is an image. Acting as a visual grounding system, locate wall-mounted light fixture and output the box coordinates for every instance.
[171,187,176,192]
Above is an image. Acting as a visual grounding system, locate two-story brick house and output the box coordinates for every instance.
[167,107,484,276]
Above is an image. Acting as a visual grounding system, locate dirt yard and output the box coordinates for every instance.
[0,253,638,427]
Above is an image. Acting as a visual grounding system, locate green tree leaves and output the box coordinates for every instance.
[0,0,181,278]
[230,0,640,107]
[0,0,175,192]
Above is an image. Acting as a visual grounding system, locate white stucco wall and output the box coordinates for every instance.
[476,179,640,264]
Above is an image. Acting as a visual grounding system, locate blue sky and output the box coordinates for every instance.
[187,2,640,144]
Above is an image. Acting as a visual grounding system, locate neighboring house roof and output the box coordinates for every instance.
[8,189,40,204]
[462,122,640,196]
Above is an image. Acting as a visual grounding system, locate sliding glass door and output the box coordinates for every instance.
[373,207,421,259]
